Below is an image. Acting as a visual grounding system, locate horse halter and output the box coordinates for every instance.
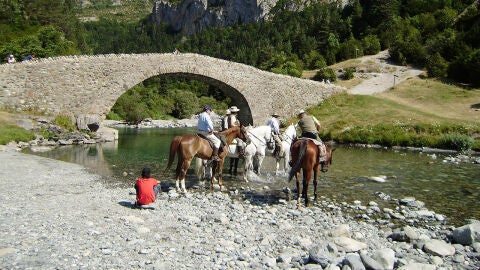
[239,125,250,143]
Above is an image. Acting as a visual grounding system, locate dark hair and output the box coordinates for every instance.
[141,167,151,178]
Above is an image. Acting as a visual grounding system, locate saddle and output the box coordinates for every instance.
[197,133,225,152]
[298,138,327,162]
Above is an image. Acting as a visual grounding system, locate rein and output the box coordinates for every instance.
[247,129,271,147]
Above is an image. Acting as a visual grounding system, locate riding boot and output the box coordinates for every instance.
[212,147,221,162]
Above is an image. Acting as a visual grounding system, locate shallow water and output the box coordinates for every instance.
[26,128,480,225]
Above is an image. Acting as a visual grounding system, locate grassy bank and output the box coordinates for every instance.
[301,78,480,151]
[0,112,35,145]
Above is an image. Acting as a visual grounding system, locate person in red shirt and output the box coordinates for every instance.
[134,167,160,206]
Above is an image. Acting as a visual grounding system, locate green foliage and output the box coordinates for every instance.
[362,35,381,55]
[313,68,337,82]
[328,124,477,151]
[448,49,480,86]
[303,50,326,69]
[53,115,75,131]
[168,89,198,119]
[0,124,35,145]
[426,52,448,77]
[342,68,355,80]
[436,133,475,152]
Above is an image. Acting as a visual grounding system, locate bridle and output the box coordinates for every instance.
[247,128,272,148]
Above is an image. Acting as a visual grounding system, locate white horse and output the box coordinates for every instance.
[273,124,297,174]
[196,126,273,182]
[243,125,274,181]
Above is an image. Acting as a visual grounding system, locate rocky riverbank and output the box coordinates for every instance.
[1,149,479,269]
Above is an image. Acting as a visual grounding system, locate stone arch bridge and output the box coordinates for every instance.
[0,53,343,127]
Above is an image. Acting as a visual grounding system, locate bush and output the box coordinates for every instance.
[53,115,76,131]
[342,68,355,80]
[436,133,475,152]
[312,67,337,82]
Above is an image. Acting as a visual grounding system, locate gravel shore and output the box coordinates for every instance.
[1,149,479,269]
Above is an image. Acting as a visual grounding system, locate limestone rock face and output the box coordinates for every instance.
[150,0,276,35]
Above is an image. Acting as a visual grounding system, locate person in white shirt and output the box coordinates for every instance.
[197,105,221,161]
[222,109,231,131]
[267,113,282,157]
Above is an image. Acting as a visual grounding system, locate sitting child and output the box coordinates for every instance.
[134,167,160,207]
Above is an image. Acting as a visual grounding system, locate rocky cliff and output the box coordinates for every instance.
[150,0,278,35]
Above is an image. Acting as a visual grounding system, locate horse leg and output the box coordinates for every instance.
[228,158,233,174]
[313,163,319,202]
[256,154,265,175]
[180,159,191,193]
[275,157,280,175]
[303,169,311,207]
[217,159,224,191]
[233,158,239,174]
[175,159,183,192]
[296,172,301,208]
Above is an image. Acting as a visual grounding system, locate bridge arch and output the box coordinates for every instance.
[162,72,253,125]
[0,53,343,126]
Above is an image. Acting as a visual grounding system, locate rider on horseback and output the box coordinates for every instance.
[267,112,282,158]
[296,109,327,162]
[198,105,221,161]
[228,106,244,156]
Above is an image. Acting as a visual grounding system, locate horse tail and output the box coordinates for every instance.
[288,139,307,182]
[164,136,182,175]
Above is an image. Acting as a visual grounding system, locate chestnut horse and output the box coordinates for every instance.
[288,139,334,207]
[164,125,249,193]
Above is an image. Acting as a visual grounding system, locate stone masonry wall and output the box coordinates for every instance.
[0,53,344,126]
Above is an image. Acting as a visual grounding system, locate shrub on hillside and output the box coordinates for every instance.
[342,68,355,80]
[312,68,337,82]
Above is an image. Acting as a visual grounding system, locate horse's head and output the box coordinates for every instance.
[282,124,297,142]
[320,145,335,172]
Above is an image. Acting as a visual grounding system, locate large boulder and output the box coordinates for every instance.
[452,223,480,245]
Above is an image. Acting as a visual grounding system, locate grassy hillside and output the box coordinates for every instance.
[298,78,480,151]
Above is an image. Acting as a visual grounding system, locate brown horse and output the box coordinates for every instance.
[164,125,249,193]
[288,139,334,207]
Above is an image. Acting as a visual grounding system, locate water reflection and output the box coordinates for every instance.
[25,128,480,225]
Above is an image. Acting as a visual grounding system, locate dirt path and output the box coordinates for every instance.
[348,50,424,95]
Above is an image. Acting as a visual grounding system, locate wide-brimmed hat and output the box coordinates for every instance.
[225,109,231,115]
[297,109,305,116]
[230,106,240,112]
[271,112,280,117]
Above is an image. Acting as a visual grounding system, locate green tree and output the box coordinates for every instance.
[361,34,380,55]
[426,52,448,77]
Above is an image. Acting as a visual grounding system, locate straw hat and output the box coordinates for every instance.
[271,112,280,117]
[225,109,231,115]
[230,106,240,113]
[297,109,305,116]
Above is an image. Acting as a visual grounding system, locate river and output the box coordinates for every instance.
[25,127,480,226]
